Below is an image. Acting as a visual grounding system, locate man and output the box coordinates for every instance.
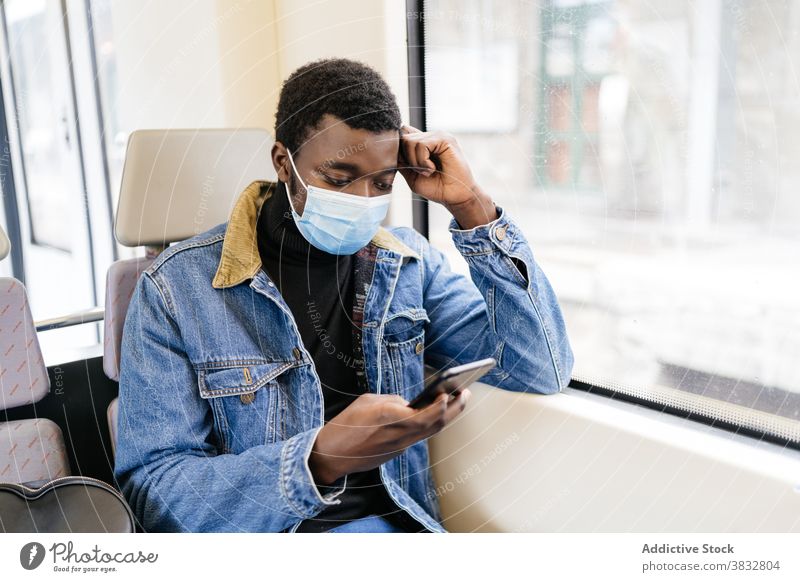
[114,58,574,533]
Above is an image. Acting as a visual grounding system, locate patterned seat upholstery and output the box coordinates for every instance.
[103,257,154,383]
[0,419,70,484]
[103,258,152,458]
[0,232,71,486]
[0,278,48,408]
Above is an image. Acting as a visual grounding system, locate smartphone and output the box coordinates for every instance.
[407,357,496,409]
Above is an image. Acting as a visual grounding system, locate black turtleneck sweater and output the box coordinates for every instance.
[257,182,426,533]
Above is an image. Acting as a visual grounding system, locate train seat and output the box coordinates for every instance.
[0,226,71,487]
[104,128,276,456]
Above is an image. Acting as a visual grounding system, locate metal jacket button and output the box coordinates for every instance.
[292,347,302,360]
[240,392,256,404]
[415,342,424,355]
[495,226,507,241]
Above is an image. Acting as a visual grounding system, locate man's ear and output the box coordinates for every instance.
[271,141,291,183]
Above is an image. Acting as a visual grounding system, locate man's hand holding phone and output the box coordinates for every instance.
[308,388,471,487]
[308,358,496,487]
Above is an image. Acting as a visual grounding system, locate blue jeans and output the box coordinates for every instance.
[326,515,408,533]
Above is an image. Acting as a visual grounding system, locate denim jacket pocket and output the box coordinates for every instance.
[382,308,429,343]
[382,308,429,401]
[196,361,294,454]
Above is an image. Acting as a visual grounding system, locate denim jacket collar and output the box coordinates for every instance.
[211,180,420,289]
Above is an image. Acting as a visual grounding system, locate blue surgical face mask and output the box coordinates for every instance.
[284,148,391,255]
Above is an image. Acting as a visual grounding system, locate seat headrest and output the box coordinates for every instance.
[115,128,276,247]
[0,223,9,261]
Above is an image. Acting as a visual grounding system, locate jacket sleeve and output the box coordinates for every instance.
[113,271,346,532]
[420,205,574,394]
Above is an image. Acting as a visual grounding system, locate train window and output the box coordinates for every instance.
[418,0,800,443]
[0,0,102,353]
[2,0,77,253]
[88,0,129,221]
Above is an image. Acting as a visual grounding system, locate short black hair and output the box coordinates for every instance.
[275,57,402,153]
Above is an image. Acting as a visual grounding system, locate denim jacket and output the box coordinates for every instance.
[113,180,574,533]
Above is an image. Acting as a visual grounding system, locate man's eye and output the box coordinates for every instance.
[375,182,393,192]
[323,175,351,187]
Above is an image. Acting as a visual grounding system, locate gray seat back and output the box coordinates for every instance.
[0,224,71,485]
[104,128,276,456]
[103,257,154,382]
[0,277,49,410]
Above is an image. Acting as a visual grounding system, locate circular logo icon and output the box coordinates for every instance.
[20,542,46,570]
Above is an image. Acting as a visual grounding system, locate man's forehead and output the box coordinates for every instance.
[306,129,399,171]
[312,133,398,153]
[306,115,398,150]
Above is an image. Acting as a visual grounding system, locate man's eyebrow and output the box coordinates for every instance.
[319,161,398,175]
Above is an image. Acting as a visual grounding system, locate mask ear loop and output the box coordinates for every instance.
[284,148,306,216]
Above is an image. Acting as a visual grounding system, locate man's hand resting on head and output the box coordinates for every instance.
[398,124,498,229]
[308,390,471,486]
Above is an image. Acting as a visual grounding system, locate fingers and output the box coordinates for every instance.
[399,133,420,173]
[399,126,436,175]
[410,388,471,438]
[372,387,470,432]
[415,142,436,174]
[441,388,470,425]
[409,392,449,429]
[428,389,470,431]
